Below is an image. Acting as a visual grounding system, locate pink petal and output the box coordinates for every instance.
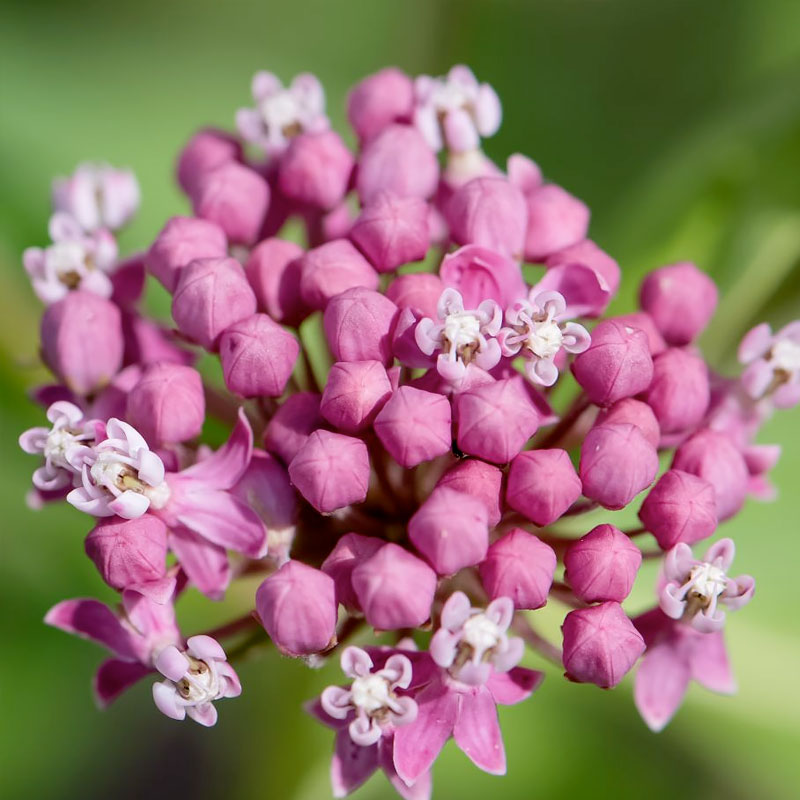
[94,658,152,708]
[634,641,691,732]
[689,632,736,694]
[331,731,379,798]
[453,686,506,775]
[487,666,545,706]
[380,738,432,800]
[737,323,772,363]
[170,526,231,600]
[532,263,610,318]
[45,599,136,660]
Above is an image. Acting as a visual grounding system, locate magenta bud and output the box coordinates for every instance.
[41,291,123,395]
[506,449,582,526]
[245,238,309,326]
[126,363,205,445]
[146,216,228,293]
[264,392,323,464]
[171,257,257,350]
[191,161,269,245]
[436,459,503,527]
[278,130,354,210]
[356,124,439,204]
[643,347,710,434]
[672,430,749,520]
[446,177,528,260]
[454,377,540,464]
[323,286,398,365]
[288,430,370,513]
[320,533,384,611]
[439,244,526,308]
[386,273,443,318]
[299,239,379,311]
[571,319,654,406]
[349,192,430,273]
[546,239,621,297]
[595,398,660,448]
[639,262,718,345]
[219,313,299,398]
[374,386,452,467]
[561,602,645,688]
[176,128,242,195]
[351,543,437,629]
[564,524,642,603]
[320,360,392,433]
[85,515,168,591]
[408,487,489,575]
[612,311,666,356]
[580,423,659,509]
[523,183,590,261]
[479,528,556,609]
[639,469,718,549]
[347,67,414,143]
[255,561,337,656]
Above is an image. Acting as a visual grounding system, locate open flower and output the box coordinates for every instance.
[738,321,800,409]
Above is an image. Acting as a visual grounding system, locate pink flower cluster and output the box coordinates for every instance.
[18,64,797,798]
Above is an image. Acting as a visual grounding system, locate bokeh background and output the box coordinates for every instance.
[2,1,799,798]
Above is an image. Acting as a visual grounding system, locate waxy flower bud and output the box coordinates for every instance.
[580,423,659,509]
[176,128,241,195]
[347,67,414,142]
[244,238,309,326]
[523,184,590,262]
[373,386,452,467]
[639,469,718,549]
[219,314,299,398]
[320,360,392,433]
[436,459,502,527]
[323,287,397,365]
[571,319,654,406]
[564,524,642,603]
[126,363,205,445]
[190,161,269,246]
[263,393,323,465]
[546,239,621,297]
[349,192,430,272]
[562,602,645,688]
[146,216,228,293]
[288,430,370,513]
[386,272,443,318]
[41,291,123,395]
[479,528,556,609]
[256,561,337,656]
[320,533,384,611]
[351,543,437,629]
[644,348,710,434]
[612,311,666,356]
[439,244,526,309]
[171,257,257,350]
[639,262,718,346]
[299,239,379,310]
[506,449,582,526]
[408,487,489,575]
[595,398,660,448]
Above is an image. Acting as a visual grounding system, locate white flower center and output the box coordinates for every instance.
[771,338,800,374]
[350,674,392,715]
[177,658,221,705]
[45,428,81,466]
[260,91,301,134]
[433,81,472,113]
[145,481,171,510]
[688,562,727,601]
[443,312,481,352]
[526,319,564,359]
[462,613,503,657]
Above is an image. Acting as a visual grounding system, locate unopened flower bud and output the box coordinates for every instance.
[323,287,397,365]
[176,128,241,195]
[611,311,666,356]
[523,183,590,262]
[320,360,392,433]
[439,244,526,309]
[506,449,582,526]
[299,239,379,311]
[546,239,621,297]
[644,347,710,434]
[436,459,503,527]
[263,393,322,464]
[321,533,384,611]
[595,398,660,448]
[347,68,414,143]
[386,272,443,318]
[244,238,309,326]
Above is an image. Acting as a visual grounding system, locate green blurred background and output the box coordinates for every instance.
[2,1,799,798]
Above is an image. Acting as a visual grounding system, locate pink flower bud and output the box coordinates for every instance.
[244,238,309,326]
[672,430,749,520]
[523,183,590,261]
[595,398,660,448]
[479,528,556,609]
[546,239,621,297]
[176,128,241,195]
[454,377,540,464]
[408,486,489,575]
[41,291,123,395]
[439,244,526,309]
[84,515,168,591]
[506,449,582,526]
[323,286,397,365]
[351,543,437,629]
[349,192,430,272]
[347,67,414,143]
[638,469,718,549]
[374,386,452,467]
[643,347,710,434]
[571,319,654,406]
[299,239,379,310]
[263,392,323,464]
[320,360,392,433]
[255,561,337,656]
[436,459,503,527]
[288,430,370,513]
[145,216,228,293]
[219,314,299,398]
[278,130,354,210]
[171,257,257,350]
[356,124,439,204]
[639,262,718,345]
[320,533,384,610]
[386,272,443,318]
[563,524,642,603]
[126,363,205,445]
[561,602,645,688]
[612,311,666,356]
[191,162,270,246]
[580,423,659,509]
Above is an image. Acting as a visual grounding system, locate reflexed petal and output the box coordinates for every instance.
[170,526,231,600]
[453,686,506,775]
[330,731,379,798]
[45,598,136,659]
[487,666,545,706]
[634,641,690,732]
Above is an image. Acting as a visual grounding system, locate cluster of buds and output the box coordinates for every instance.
[18,64,797,798]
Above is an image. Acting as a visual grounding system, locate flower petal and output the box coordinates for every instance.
[453,685,506,775]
